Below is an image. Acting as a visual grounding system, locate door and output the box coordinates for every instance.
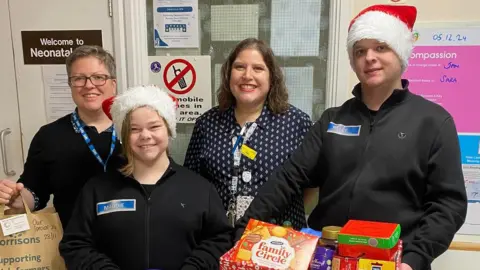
[7,0,115,156]
[0,0,24,181]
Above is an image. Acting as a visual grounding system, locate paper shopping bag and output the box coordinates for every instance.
[0,197,66,270]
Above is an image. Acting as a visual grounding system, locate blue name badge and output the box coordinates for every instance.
[96,199,136,216]
[327,122,361,136]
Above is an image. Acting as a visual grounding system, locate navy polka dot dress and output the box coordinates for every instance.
[184,105,312,230]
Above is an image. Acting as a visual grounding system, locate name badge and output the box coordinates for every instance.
[240,144,257,160]
[97,199,136,216]
[0,214,30,236]
[327,122,361,136]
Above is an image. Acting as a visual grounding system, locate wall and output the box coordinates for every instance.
[348,0,480,90]
[146,0,331,166]
[347,0,480,269]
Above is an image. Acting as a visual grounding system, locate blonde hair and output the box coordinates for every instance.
[119,107,172,176]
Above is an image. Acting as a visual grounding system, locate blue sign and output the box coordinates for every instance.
[150,61,162,73]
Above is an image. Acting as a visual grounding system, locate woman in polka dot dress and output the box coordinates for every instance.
[184,38,316,230]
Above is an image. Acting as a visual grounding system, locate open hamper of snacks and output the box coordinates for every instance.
[220,219,403,270]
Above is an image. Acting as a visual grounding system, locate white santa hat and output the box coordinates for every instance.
[347,4,417,72]
[102,85,178,141]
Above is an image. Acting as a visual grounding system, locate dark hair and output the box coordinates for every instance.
[217,38,289,114]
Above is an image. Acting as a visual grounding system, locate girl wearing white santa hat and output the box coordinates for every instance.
[233,4,467,270]
[60,85,232,270]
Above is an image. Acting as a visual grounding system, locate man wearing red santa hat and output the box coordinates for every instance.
[234,4,467,270]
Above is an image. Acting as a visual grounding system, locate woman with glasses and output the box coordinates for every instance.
[0,45,122,228]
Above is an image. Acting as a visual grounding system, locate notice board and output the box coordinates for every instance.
[403,22,480,239]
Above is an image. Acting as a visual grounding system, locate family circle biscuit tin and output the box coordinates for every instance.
[251,236,295,267]
[220,219,319,270]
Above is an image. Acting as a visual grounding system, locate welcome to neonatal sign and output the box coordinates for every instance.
[21,30,103,65]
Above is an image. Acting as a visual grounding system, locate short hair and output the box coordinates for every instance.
[217,38,289,114]
[66,45,116,78]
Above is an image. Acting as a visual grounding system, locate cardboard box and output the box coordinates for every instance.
[337,220,401,260]
[220,219,319,270]
[358,248,402,270]
[338,241,400,261]
[332,255,358,270]
[358,259,396,270]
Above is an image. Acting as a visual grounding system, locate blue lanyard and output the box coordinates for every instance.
[72,110,116,172]
[231,123,257,155]
[229,122,257,196]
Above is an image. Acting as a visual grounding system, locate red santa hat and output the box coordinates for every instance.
[102,85,178,141]
[347,4,417,72]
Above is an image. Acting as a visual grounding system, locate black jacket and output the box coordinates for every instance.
[235,80,467,270]
[60,160,233,270]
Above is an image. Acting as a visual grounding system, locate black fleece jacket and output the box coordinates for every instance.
[60,160,233,270]
[234,80,467,270]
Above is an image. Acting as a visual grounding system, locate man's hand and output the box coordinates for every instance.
[401,263,413,270]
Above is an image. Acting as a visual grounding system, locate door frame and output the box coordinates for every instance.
[325,0,353,108]
[113,0,149,92]
[0,0,24,179]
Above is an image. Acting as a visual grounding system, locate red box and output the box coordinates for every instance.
[220,219,319,270]
[338,240,402,261]
[358,247,403,270]
[337,220,401,261]
[332,255,358,270]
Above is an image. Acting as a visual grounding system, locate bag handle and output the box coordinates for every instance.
[0,194,32,218]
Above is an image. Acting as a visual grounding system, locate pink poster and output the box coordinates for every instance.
[403,25,480,235]
[404,45,480,133]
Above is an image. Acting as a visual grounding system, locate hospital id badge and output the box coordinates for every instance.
[236,195,254,220]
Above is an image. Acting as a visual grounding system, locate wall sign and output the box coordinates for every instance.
[21,30,102,64]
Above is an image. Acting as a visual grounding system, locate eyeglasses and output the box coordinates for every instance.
[68,74,114,87]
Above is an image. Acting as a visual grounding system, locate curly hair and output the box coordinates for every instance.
[217,38,289,114]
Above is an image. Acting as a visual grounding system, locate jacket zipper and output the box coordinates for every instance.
[134,167,172,269]
[347,107,377,214]
[347,103,396,216]
[140,184,151,269]
[146,196,151,269]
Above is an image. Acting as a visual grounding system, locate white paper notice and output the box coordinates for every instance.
[271,0,321,56]
[0,214,30,236]
[148,55,212,123]
[42,66,75,123]
[283,67,314,118]
[458,164,480,235]
[211,4,259,41]
[153,0,199,48]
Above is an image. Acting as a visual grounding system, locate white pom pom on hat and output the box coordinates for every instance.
[347,4,418,72]
[102,85,178,141]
